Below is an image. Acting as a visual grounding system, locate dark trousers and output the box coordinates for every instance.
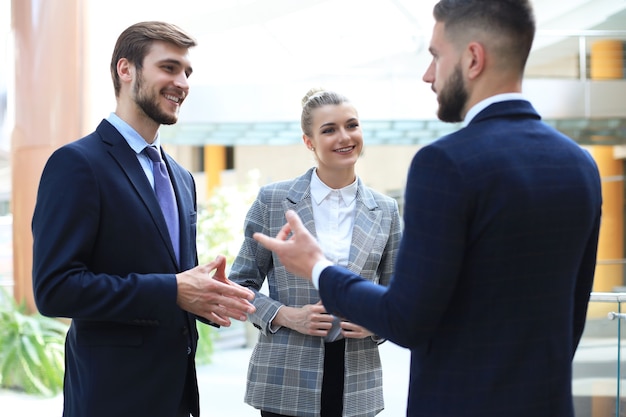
[261,339,346,417]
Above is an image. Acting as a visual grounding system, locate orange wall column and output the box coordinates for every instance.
[590,40,624,80]
[586,40,625,320]
[11,0,87,311]
[586,145,624,318]
[204,145,226,196]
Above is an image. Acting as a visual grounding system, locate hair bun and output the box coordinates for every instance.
[301,87,325,108]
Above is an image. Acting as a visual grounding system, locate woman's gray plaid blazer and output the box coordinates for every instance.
[229,167,402,417]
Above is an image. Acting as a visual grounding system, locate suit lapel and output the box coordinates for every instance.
[281,169,381,274]
[283,168,317,237]
[98,121,178,267]
[347,183,381,274]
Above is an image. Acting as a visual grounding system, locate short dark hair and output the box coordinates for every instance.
[109,21,197,96]
[433,0,535,72]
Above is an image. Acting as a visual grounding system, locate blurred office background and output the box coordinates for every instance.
[1,1,626,416]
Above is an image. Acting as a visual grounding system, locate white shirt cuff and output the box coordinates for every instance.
[268,306,282,333]
[312,259,334,289]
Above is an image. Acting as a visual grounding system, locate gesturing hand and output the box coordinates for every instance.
[253,210,327,280]
[176,255,256,326]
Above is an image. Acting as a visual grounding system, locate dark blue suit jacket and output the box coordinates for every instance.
[318,101,602,417]
[32,120,201,417]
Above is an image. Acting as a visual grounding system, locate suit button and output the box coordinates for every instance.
[187,346,192,355]
[182,326,189,336]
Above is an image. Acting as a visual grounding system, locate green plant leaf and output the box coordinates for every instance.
[0,288,68,396]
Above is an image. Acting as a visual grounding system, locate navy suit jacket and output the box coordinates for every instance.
[32,120,201,417]
[318,101,602,417]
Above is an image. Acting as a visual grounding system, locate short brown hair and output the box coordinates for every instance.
[109,21,197,96]
[433,0,535,73]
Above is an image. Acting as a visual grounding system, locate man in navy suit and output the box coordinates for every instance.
[32,22,255,417]
[254,1,602,416]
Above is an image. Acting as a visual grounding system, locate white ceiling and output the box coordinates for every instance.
[1,0,625,152]
[85,0,626,87]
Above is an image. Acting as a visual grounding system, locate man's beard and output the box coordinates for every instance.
[133,71,178,125]
[437,63,467,123]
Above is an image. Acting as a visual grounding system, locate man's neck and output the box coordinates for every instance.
[113,108,159,144]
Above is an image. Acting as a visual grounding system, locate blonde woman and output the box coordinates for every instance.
[229,89,402,417]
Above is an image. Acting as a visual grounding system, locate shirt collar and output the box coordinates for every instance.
[310,168,358,206]
[462,93,525,126]
[107,112,162,153]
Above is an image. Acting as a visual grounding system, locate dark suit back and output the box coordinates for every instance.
[319,101,602,416]
[32,120,200,417]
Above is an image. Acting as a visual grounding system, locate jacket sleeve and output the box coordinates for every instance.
[32,145,179,324]
[319,145,467,348]
[229,188,284,335]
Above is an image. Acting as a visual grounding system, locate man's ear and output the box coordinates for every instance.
[117,58,133,82]
[465,41,485,80]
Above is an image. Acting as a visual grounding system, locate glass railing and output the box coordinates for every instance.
[576,292,626,417]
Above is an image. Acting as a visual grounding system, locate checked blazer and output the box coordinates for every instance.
[229,167,402,417]
[317,100,603,417]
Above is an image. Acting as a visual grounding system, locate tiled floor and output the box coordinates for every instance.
[1,341,411,417]
[3,335,623,417]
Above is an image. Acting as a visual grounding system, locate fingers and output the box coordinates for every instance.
[253,229,288,251]
[253,209,302,248]
[340,320,357,331]
[199,295,255,325]
[314,303,328,315]
[207,311,232,327]
[210,258,227,282]
[305,316,332,336]
[204,254,226,271]
[217,277,255,302]
[284,209,304,233]
[176,260,256,323]
[214,255,226,275]
[275,221,294,241]
[198,260,254,301]
[253,232,276,250]
[215,303,249,324]
[340,321,374,339]
[219,292,256,316]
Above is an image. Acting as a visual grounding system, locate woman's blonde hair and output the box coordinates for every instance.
[300,88,351,137]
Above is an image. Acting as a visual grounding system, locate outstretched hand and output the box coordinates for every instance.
[176,255,256,326]
[253,210,327,280]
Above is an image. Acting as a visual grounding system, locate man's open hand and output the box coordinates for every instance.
[176,255,256,326]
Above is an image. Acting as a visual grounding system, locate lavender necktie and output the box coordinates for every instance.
[145,146,180,263]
